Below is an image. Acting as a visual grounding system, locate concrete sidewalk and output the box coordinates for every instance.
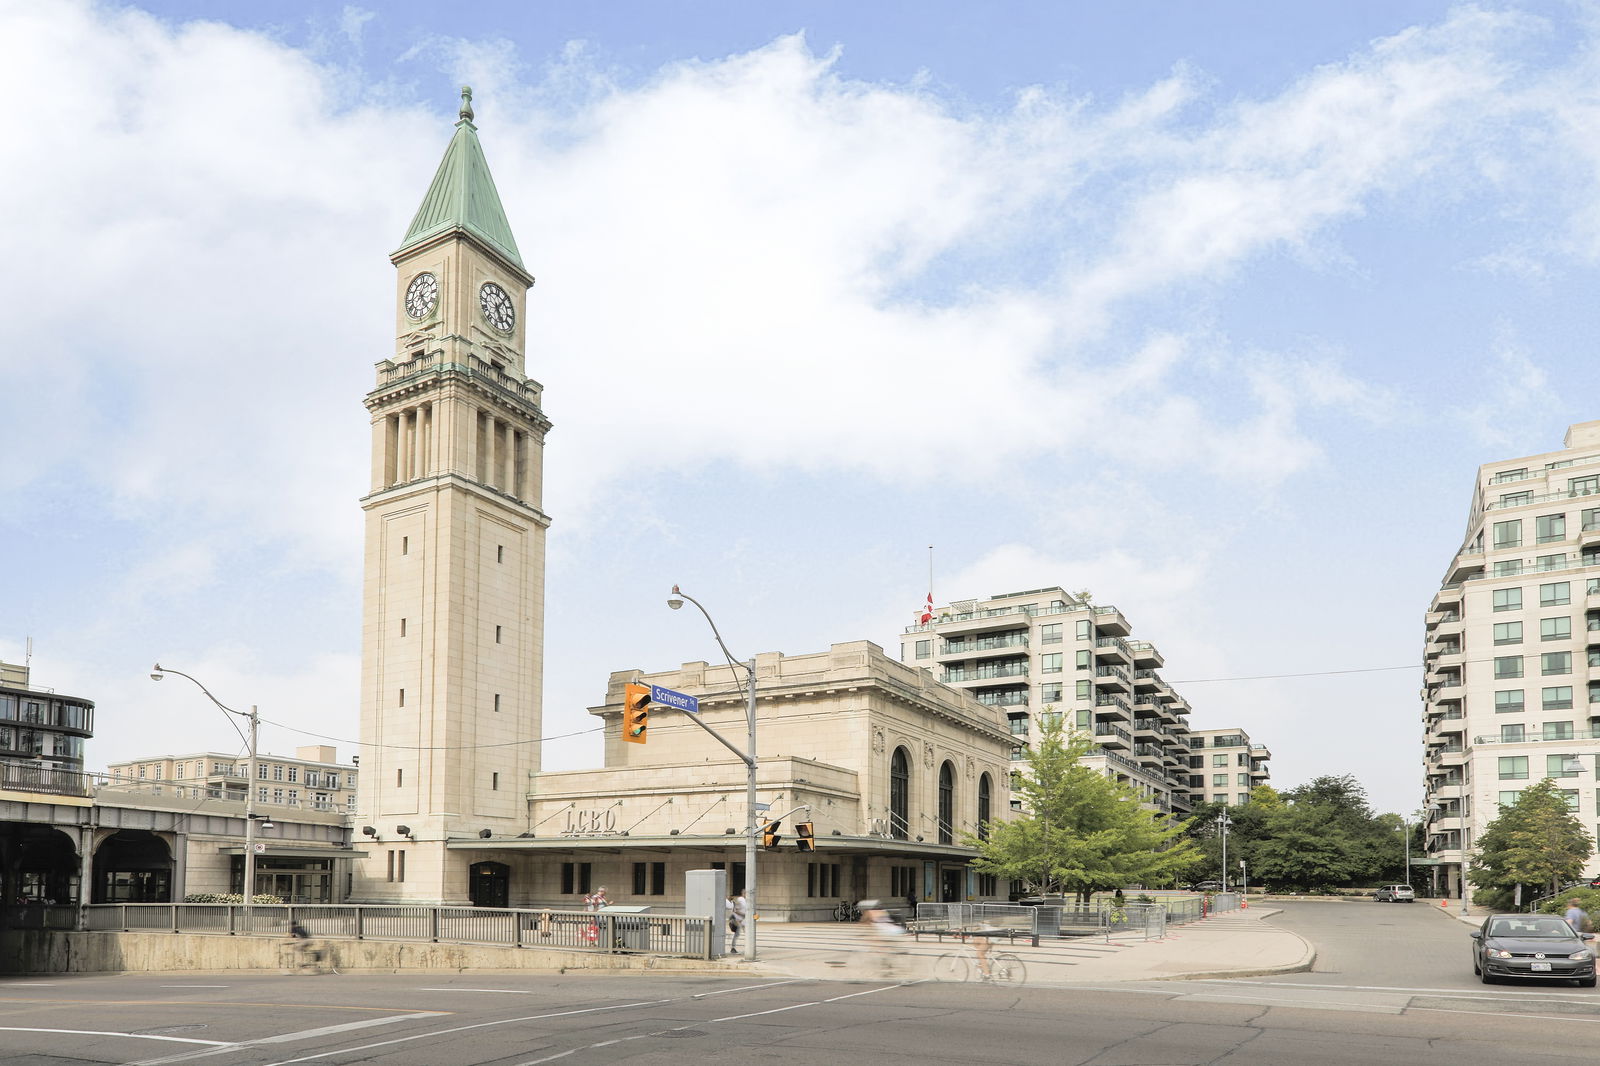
[749,906,1314,985]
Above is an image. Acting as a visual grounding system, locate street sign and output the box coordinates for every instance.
[650,684,699,714]
[753,802,771,811]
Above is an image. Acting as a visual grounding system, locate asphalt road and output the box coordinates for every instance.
[4,902,1599,1065]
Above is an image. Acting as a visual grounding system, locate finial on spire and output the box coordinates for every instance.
[459,86,475,124]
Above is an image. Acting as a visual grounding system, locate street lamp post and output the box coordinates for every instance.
[667,586,760,961]
[1219,811,1231,891]
[151,665,260,913]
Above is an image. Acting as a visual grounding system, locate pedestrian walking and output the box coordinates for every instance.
[1565,898,1592,934]
[727,889,748,954]
[584,885,610,911]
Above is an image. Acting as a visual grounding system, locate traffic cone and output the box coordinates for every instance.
[1440,898,1448,909]
[1241,897,1248,909]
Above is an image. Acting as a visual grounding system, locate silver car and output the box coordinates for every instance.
[1471,914,1597,986]
[1374,884,1415,902]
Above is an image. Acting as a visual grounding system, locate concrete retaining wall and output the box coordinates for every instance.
[2,931,737,975]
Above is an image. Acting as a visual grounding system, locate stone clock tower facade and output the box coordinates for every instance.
[356,89,551,903]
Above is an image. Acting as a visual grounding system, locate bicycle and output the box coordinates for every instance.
[834,899,861,922]
[934,936,1026,984]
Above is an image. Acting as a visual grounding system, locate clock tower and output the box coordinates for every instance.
[356,88,551,903]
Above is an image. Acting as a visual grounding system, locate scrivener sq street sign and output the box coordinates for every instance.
[650,684,699,715]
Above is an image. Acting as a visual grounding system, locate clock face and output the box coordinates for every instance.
[404,272,438,319]
[479,282,515,333]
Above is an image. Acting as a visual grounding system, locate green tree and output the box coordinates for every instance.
[1471,778,1593,909]
[968,718,1196,901]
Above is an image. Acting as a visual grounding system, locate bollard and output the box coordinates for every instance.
[1241,897,1248,910]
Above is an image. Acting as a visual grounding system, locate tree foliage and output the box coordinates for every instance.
[1181,776,1412,892]
[968,719,1196,901]
[1471,778,1593,909]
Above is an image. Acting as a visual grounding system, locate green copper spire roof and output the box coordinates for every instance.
[396,87,524,269]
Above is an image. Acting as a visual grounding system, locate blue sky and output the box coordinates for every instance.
[5,0,1600,817]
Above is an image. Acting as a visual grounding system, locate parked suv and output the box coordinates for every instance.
[1374,884,1416,903]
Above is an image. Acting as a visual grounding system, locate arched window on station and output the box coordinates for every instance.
[977,772,993,841]
[938,761,956,845]
[889,747,910,840]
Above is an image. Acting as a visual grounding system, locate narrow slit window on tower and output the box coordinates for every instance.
[401,536,409,555]
[398,688,405,707]
[497,545,504,563]
[495,625,503,643]
[493,693,501,712]
[492,772,499,791]
[400,618,407,637]
[396,769,403,788]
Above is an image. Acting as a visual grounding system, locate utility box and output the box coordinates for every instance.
[687,868,727,957]
[599,905,653,952]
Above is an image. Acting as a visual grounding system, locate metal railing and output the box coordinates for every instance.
[75,904,714,959]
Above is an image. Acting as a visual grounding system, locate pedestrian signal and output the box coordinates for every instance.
[623,682,651,744]
[795,821,816,852]
[761,820,782,849]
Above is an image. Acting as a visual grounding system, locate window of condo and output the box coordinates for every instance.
[1584,507,1600,531]
[1501,724,1525,742]
[1541,582,1571,606]
[1571,475,1600,496]
[1494,560,1524,576]
[1493,520,1522,548]
[1212,774,1227,787]
[1538,554,1567,571]
[1041,653,1062,673]
[1543,687,1574,711]
[1541,616,1572,641]
[1495,690,1524,713]
[1491,468,1529,483]
[1537,514,1567,544]
[1075,680,1091,701]
[1213,754,1227,767]
[1493,622,1523,645]
[1499,791,1521,808]
[1562,790,1581,811]
[1543,652,1572,675]
[1494,656,1524,679]
[915,640,930,659]
[1075,620,1092,640]
[1493,588,1522,612]
[1501,491,1533,506]
[1542,752,1580,777]
[1040,623,1062,644]
[1075,650,1091,670]
[1039,682,1062,703]
[1499,756,1529,780]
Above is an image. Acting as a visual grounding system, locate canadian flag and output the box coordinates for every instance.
[919,593,934,625]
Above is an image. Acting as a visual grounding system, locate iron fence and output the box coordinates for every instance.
[76,904,713,959]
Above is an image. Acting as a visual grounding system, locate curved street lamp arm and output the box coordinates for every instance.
[668,588,750,682]
[151,663,250,747]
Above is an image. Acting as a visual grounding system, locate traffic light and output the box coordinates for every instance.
[761,820,782,849]
[794,821,816,852]
[622,682,651,744]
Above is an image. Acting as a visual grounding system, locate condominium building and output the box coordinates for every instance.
[902,587,1202,814]
[0,659,94,795]
[106,744,358,815]
[1187,727,1271,806]
[1423,419,1600,899]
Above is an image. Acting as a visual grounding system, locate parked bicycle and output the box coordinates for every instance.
[934,938,1026,984]
[834,899,861,922]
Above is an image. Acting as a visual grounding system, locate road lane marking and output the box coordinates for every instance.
[1410,1005,1600,1024]
[1228,979,1597,1000]
[128,1014,448,1066]
[160,985,230,988]
[0,1026,229,1046]
[515,984,905,1066]
[250,1000,675,1066]
[1181,994,1403,1015]
[692,980,808,997]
